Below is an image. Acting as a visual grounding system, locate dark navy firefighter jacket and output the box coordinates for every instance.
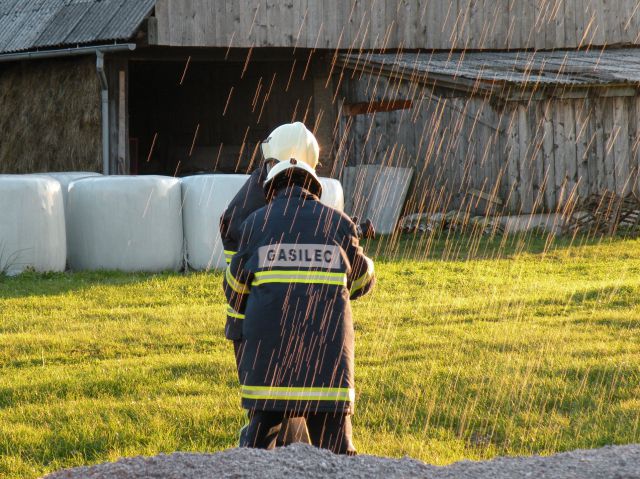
[223,185,375,414]
[219,163,270,340]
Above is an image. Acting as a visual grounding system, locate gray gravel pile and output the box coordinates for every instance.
[45,443,640,479]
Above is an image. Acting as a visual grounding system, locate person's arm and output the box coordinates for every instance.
[222,217,256,314]
[219,167,268,265]
[223,256,251,314]
[344,222,375,300]
[219,207,238,265]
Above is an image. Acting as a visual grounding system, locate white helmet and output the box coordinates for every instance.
[261,122,319,169]
[263,158,323,199]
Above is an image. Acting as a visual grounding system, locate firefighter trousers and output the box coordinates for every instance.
[239,409,357,455]
[234,340,314,448]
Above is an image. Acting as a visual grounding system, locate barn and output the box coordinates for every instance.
[338,49,640,217]
[1,0,640,219]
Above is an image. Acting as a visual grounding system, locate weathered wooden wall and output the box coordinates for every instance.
[153,0,640,51]
[337,74,640,216]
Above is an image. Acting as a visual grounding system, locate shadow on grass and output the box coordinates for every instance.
[0,358,236,409]
[1,232,637,299]
[427,284,640,325]
[0,270,215,300]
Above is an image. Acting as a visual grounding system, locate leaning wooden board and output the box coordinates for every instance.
[341,165,414,234]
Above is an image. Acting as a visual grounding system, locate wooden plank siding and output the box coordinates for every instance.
[338,72,640,216]
[153,0,640,50]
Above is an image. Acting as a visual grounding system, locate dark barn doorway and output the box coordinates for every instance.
[129,51,315,176]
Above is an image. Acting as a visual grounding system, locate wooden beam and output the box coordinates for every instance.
[342,99,413,116]
[118,70,127,174]
[107,57,129,175]
[337,56,640,103]
[469,188,503,205]
[128,46,319,63]
[146,17,158,46]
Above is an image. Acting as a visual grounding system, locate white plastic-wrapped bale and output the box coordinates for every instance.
[181,174,250,271]
[0,175,66,275]
[319,178,344,211]
[39,172,102,210]
[67,176,183,272]
[182,174,345,272]
[34,173,103,262]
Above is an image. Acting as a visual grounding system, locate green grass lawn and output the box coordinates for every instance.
[1,233,639,478]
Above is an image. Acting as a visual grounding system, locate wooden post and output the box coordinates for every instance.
[563,100,578,206]
[575,98,590,201]
[542,99,556,212]
[585,98,599,196]
[118,70,127,175]
[553,101,567,209]
[517,103,533,214]
[633,96,640,196]
[531,101,546,212]
[594,98,607,194]
[107,56,129,175]
[506,105,521,212]
[613,96,631,195]
[603,98,616,193]
[313,59,339,176]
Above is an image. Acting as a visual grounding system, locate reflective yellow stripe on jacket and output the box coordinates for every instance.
[252,270,347,287]
[350,257,374,298]
[241,385,355,402]
[224,250,237,264]
[225,267,250,294]
[226,305,245,320]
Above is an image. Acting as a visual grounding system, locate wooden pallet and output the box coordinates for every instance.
[565,192,640,236]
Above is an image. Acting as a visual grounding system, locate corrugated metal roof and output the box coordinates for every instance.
[98,0,157,40]
[0,0,155,54]
[340,49,640,89]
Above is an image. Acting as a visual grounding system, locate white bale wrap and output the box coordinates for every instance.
[34,173,103,259]
[319,178,344,211]
[0,175,66,275]
[40,172,102,210]
[181,174,250,271]
[67,176,183,272]
[182,174,345,271]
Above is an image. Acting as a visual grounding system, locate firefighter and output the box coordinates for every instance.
[223,158,375,455]
[219,122,320,445]
[220,122,319,365]
[220,123,374,353]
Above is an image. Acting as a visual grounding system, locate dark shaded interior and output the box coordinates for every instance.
[129,55,315,176]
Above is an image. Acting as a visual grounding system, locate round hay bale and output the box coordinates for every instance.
[33,173,103,264]
[319,178,344,211]
[181,174,249,271]
[0,175,66,275]
[67,176,183,272]
[182,175,346,272]
[38,172,102,210]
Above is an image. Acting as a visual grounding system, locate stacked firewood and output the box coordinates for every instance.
[564,192,640,236]
[399,211,505,235]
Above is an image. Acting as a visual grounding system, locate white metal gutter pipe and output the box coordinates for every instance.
[0,43,137,175]
[0,43,136,63]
